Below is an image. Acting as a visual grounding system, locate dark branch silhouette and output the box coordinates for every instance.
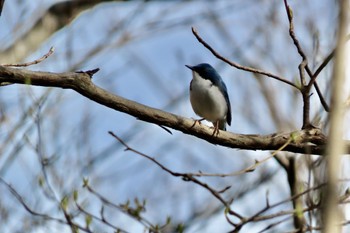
[0,65,342,155]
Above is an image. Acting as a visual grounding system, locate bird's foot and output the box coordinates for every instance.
[191,118,205,128]
[211,121,220,136]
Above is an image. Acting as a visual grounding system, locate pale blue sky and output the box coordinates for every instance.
[0,1,346,232]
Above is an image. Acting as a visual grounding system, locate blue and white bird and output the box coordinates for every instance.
[186,63,231,134]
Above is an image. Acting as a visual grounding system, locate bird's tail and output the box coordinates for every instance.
[218,120,226,131]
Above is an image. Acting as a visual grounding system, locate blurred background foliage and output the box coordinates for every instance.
[0,0,343,232]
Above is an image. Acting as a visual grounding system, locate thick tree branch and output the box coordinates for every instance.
[0,0,4,16]
[0,65,347,155]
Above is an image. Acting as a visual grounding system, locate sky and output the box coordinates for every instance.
[0,0,349,232]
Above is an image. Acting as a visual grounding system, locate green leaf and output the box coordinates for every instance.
[176,223,184,233]
[224,207,229,215]
[61,196,69,211]
[290,131,299,143]
[166,216,171,225]
[73,190,78,201]
[85,214,92,227]
[83,178,89,188]
[24,76,32,85]
[38,176,44,187]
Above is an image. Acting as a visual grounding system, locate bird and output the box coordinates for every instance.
[185,63,231,135]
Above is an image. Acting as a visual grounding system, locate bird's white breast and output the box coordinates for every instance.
[190,72,228,123]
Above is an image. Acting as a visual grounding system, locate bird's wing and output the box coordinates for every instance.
[218,80,232,126]
[200,68,232,125]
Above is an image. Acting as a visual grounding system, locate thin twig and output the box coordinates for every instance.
[283,0,314,129]
[307,35,350,112]
[85,184,154,229]
[3,46,55,67]
[313,81,330,112]
[74,199,129,233]
[257,216,291,233]
[307,50,334,93]
[284,0,308,85]
[157,124,172,134]
[108,131,244,222]
[232,183,326,231]
[188,136,293,177]
[0,177,91,232]
[191,27,299,89]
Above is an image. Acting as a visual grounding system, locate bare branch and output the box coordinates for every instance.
[0,65,345,155]
[283,0,315,129]
[191,27,299,89]
[283,0,308,86]
[232,183,326,231]
[3,46,55,67]
[0,0,4,16]
[85,184,154,229]
[307,35,350,104]
[187,136,292,177]
[108,131,244,222]
[0,177,90,232]
[283,0,332,117]
[307,50,334,93]
[74,201,129,233]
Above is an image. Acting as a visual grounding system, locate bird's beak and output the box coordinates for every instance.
[185,65,193,70]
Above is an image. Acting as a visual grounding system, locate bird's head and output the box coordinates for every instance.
[185,63,222,84]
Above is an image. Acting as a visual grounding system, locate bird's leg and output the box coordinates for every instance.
[191,118,205,128]
[211,120,220,136]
